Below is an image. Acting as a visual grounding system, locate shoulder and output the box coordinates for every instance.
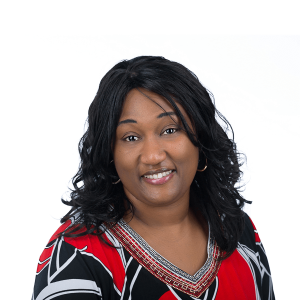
[43,219,122,252]
[236,213,275,299]
[217,213,275,299]
[239,212,261,250]
[33,221,126,300]
[38,220,126,272]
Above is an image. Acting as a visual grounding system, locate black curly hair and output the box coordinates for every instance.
[60,56,251,259]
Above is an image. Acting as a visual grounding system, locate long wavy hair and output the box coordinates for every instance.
[60,56,251,259]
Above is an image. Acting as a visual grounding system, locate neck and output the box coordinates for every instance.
[122,189,198,233]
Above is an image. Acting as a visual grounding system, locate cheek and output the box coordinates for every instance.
[113,144,137,177]
[172,138,199,168]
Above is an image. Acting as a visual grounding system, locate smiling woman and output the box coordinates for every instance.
[32,56,275,300]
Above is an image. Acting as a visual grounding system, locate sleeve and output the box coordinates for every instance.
[32,237,103,300]
[239,213,276,300]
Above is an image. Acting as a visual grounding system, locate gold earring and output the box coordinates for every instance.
[110,160,121,184]
[197,158,207,172]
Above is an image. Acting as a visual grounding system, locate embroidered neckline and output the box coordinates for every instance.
[120,219,215,281]
[108,219,223,298]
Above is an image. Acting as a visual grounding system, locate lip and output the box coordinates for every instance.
[142,170,176,185]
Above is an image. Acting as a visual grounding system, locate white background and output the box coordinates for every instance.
[1,1,299,299]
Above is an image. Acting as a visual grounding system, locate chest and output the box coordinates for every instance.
[98,247,257,300]
[145,231,208,276]
[106,220,223,298]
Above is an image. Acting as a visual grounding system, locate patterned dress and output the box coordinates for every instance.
[32,213,275,299]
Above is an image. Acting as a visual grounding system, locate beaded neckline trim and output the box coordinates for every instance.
[107,219,223,298]
[119,219,214,282]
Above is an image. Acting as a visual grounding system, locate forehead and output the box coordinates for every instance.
[120,88,186,119]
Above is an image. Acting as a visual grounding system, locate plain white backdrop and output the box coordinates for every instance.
[1,1,299,299]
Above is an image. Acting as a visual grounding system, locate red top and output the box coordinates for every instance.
[32,213,275,300]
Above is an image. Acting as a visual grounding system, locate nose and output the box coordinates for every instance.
[140,135,167,165]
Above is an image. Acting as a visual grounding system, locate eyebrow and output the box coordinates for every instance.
[117,111,177,126]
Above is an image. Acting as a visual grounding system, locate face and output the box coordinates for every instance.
[113,88,199,209]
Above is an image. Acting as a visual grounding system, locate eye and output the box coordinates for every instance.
[124,135,139,142]
[123,127,179,142]
[162,127,178,135]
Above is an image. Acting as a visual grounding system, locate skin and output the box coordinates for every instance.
[113,88,208,275]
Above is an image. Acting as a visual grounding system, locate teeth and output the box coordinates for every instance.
[144,170,173,179]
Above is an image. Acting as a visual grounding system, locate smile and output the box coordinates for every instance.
[143,170,173,179]
[142,170,176,185]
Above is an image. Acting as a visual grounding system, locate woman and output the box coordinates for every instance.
[32,56,275,299]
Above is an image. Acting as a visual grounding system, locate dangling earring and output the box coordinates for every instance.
[110,160,121,184]
[197,158,208,172]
